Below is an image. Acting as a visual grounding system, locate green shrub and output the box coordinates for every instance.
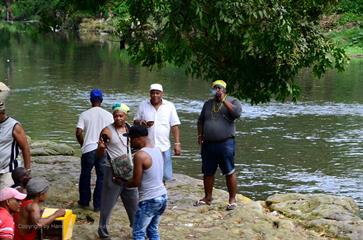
[337,12,363,25]
[338,0,363,14]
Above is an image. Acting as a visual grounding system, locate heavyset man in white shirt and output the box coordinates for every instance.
[134,83,181,181]
[75,89,113,212]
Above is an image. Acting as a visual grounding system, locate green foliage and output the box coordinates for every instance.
[118,0,348,104]
[12,0,60,20]
[326,12,363,55]
[338,0,363,14]
[325,8,363,56]
[337,12,363,25]
[10,0,106,30]
[328,27,363,53]
[99,0,130,35]
[99,0,128,18]
[70,0,106,14]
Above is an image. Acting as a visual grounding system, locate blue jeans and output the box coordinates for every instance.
[79,149,105,210]
[162,149,173,181]
[133,194,167,240]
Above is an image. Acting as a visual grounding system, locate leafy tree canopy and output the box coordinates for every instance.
[119,0,348,104]
[337,0,363,14]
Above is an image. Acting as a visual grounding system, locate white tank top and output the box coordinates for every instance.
[0,117,20,173]
[104,123,129,167]
[138,147,167,202]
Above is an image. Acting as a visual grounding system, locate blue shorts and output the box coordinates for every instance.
[201,138,235,176]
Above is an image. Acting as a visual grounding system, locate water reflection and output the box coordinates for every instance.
[1,28,363,215]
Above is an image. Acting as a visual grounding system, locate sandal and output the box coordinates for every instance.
[226,202,237,211]
[193,199,211,206]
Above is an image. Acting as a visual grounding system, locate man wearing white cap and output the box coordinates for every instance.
[0,187,26,240]
[0,101,31,189]
[134,83,181,182]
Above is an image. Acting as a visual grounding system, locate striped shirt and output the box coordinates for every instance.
[0,117,20,173]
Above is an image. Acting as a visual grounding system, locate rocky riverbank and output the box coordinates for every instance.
[29,141,363,240]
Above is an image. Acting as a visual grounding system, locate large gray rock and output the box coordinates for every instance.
[266,193,363,239]
[30,155,362,240]
[30,140,75,156]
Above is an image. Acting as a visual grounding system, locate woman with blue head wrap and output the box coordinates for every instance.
[112,102,130,114]
[96,101,138,239]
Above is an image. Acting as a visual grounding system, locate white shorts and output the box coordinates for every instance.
[0,172,14,189]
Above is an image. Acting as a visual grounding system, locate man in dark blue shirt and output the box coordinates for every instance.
[196,80,242,211]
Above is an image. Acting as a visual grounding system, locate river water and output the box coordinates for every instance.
[1,29,362,214]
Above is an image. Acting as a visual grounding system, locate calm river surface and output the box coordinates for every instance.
[1,28,362,214]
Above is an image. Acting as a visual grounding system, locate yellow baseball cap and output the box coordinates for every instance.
[212,80,227,89]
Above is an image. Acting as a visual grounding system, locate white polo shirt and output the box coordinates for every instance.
[134,99,180,152]
[76,107,113,154]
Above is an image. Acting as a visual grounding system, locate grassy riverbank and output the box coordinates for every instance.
[323,13,363,57]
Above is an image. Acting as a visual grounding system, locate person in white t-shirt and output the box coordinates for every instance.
[75,89,113,211]
[134,83,181,182]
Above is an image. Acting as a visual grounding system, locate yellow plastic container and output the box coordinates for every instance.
[41,208,77,240]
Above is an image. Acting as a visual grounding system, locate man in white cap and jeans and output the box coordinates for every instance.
[0,187,26,239]
[134,83,181,182]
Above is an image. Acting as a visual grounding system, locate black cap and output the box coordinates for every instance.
[123,125,148,138]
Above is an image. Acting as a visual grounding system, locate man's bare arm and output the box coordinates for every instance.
[127,151,151,188]
[29,204,65,228]
[197,122,204,145]
[13,124,31,170]
[75,128,84,147]
[171,125,181,155]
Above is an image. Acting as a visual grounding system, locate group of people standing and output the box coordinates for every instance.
[76,83,181,239]
[0,79,242,240]
[76,80,242,239]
